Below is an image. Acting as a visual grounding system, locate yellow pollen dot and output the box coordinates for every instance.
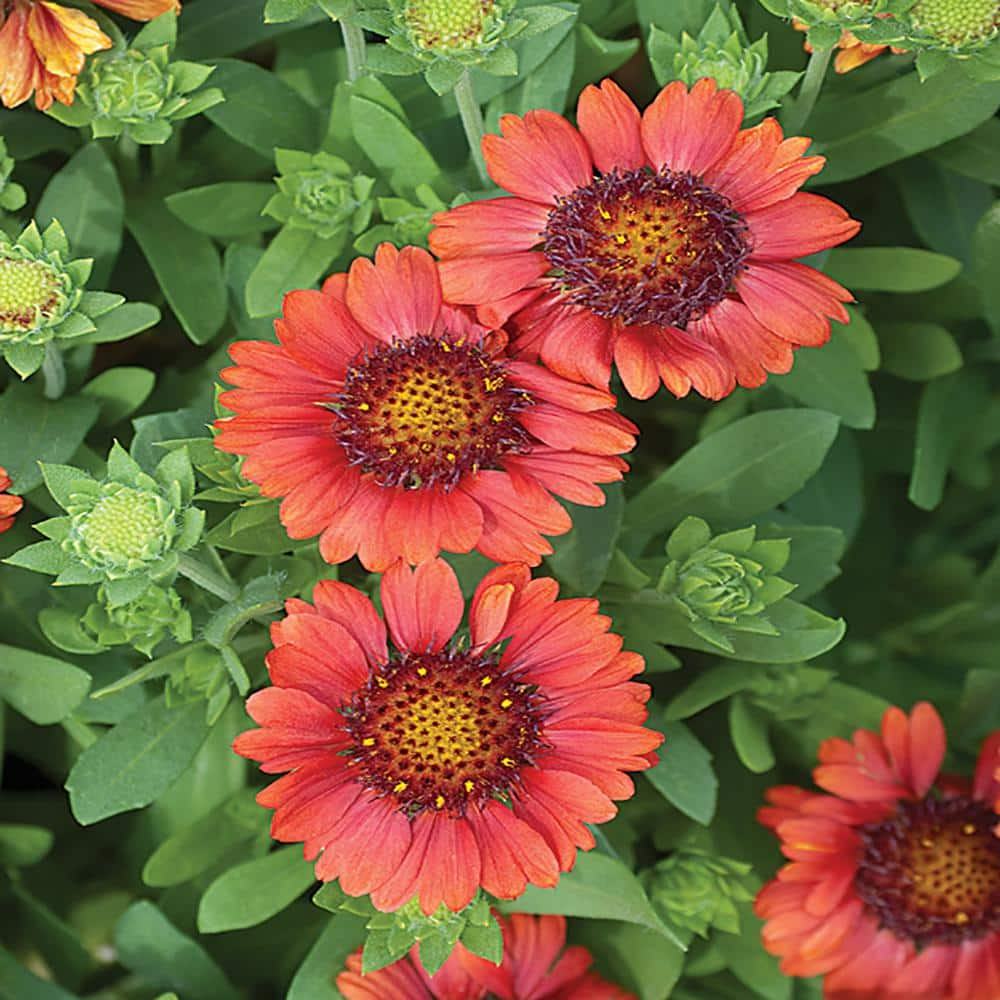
[921,838,935,848]
[435,795,445,809]
[598,206,611,220]
[416,666,428,676]
[954,911,970,925]
[483,375,504,392]
[464,780,474,792]
[362,737,375,746]
[501,757,516,767]
[445,453,456,462]
[480,676,492,686]
[358,402,370,410]
[963,823,977,835]
[376,676,389,688]
[500,698,513,709]
[393,781,408,793]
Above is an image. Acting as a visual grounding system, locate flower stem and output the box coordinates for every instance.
[116,134,141,186]
[784,46,833,135]
[340,16,366,82]
[177,552,240,603]
[41,342,66,400]
[455,70,490,186]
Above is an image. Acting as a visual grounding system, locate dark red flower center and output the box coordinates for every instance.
[342,649,547,816]
[333,334,533,491]
[542,167,751,330]
[854,795,1000,946]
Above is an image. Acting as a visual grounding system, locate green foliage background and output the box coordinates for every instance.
[0,0,998,997]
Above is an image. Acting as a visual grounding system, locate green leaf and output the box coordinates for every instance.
[971,200,1000,336]
[570,23,639,94]
[763,523,844,601]
[166,183,279,239]
[349,90,443,199]
[0,946,78,1000]
[142,790,264,887]
[264,0,317,22]
[36,143,124,285]
[486,29,576,119]
[362,928,415,974]
[127,198,226,345]
[573,920,686,1000]
[666,664,753,720]
[877,322,963,381]
[205,59,319,158]
[0,824,54,867]
[929,117,1000,185]
[245,225,345,319]
[785,429,864,544]
[114,902,239,1000]
[459,916,503,965]
[0,644,91,725]
[0,383,99,494]
[729,695,775,773]
[772,334,875,429]
[38,608,107,655]
[82,367,156,425]
[288,914,368,1000]
[643,719,718,825]
[65,695,211,825]
[198,846,317,932]
[825,248,962,292]
[204,501,299,555]
[81,301,161,344]
[809,64,1000,184]
[545,484,623,594]
[624,410,840,542]
[909,370,988,511]
[508,851,684,947]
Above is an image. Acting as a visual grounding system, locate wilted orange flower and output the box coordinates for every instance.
[0,0,180,110]
[756,702,1000,999]
[337,913,636,999]
[0,466,22,534]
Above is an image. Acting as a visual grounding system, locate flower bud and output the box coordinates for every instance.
[83,583,192,657]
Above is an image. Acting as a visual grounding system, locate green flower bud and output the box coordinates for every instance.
[9,444,205,606]
[0,138,27,215]
[0,220,125,379]
[354,184,454,255]
[83,583,192,657]
[908,0,998,48]
[658,517,795,650]
[68,483,178,576]
[645,849,754,938]
[51,12,223,145]
[266,150,376,240]
[759,0,910,50]
[360,0,571,93]
[649,4,802,121]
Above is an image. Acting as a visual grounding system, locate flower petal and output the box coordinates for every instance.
[576,78,645,173]
[380,558,464,654]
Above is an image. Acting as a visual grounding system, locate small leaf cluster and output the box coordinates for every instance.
[0,137,26,216]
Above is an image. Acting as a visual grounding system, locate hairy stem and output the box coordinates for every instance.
[455,70,490,186]
[784,46,833,135]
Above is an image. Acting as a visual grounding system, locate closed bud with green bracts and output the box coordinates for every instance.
[657,516,796,649]
[0,220,124,379]
[166,646,231,724]
[49,11,224,144]
[645,849,755,938]
[6,443,205,609]
[83,583,192,657]
[747,663,835,720]
[648,3,802,121]
[265,150,376,240]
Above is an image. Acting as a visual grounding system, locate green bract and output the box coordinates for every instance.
[657,517,796,650]
[0,220,124,379]
[756,0,914,49]
[0,138,26,215]
[83,583,193,657]
[266,150,376,239]
[648,4,802,121]
[166,646,232,724]
[355,184,463,254]
[7,443,205,607]
[48,12,224,145]
[645,850,754,939]
[359,0,575,94]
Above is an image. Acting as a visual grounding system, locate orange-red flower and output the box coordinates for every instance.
[430,77,861,401]
[233,558,662,915]
[215,244,636,572]
[337,913,636,999]
[0,0,179,110]
[756,702,1000,999]
[0,466,22,533]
